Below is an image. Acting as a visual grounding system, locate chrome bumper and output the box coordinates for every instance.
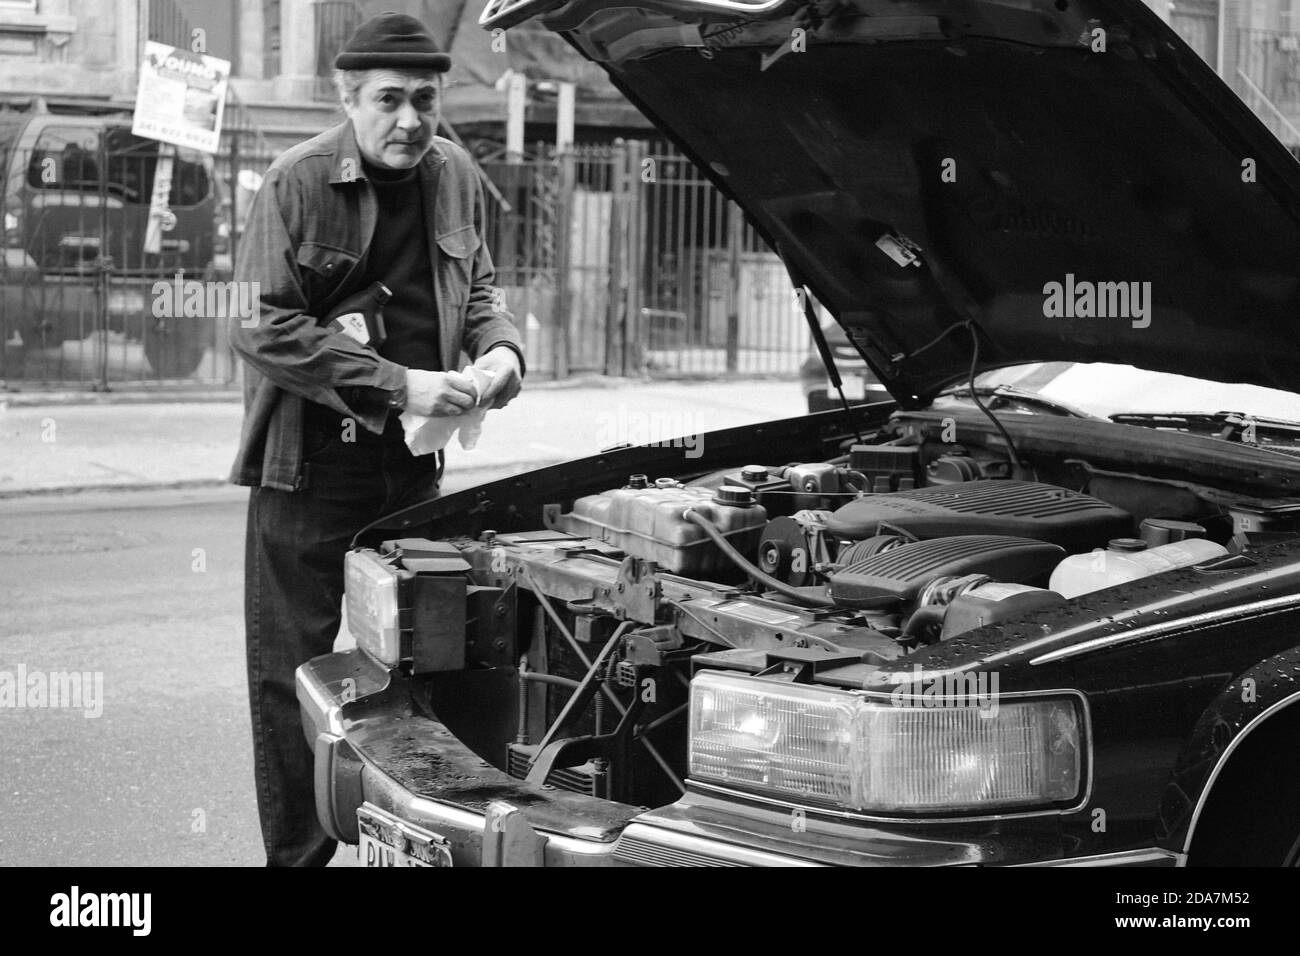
[295,649,633,867]
[297,650,831,866]
[296,649,1180,868]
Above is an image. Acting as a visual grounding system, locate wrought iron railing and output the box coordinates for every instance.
[1236,28,1300,147]
[314,1,364,101]
[148,0,191,50]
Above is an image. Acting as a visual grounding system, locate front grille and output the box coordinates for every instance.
[506,744,608,799]
[613,834,744,867]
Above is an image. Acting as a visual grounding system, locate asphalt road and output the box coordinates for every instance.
[0,476,509,867]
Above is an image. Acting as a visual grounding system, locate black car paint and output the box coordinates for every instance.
[506,0,1300,406]
[341,398,1300,864]
[303,0,1300,865]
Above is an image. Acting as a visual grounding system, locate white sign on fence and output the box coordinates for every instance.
[131,40,229,155]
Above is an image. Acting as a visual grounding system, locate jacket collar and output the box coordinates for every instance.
[328,120,448,186]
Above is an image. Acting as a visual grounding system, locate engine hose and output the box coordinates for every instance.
[683,508,836,608]
[521,670,582,691]
[902,605,947,645]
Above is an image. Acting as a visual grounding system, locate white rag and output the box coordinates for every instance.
[399,365,495,456]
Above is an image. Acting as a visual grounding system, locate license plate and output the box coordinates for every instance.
[107,290,145,314]
[357,804,453,868]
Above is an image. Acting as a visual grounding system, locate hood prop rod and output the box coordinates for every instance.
[779,255,865,445]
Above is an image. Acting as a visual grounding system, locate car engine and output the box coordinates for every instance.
[360,434,1260,808]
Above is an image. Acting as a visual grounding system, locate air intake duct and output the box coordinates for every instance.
[824,479,1130,551]
[828,534,1065,607]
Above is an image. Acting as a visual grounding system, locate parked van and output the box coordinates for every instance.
[1,97,225,378]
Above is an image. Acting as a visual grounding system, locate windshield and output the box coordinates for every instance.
[25,125,211,206]
[944,362,1300,425]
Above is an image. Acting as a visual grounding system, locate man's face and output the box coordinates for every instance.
[344,70,441,170]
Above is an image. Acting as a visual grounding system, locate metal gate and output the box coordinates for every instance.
[480,141,805,380]
[1,113,222,388]
[0,89,282,391]
[3,126,803,388]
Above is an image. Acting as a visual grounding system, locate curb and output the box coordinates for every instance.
[0,391,243,408]
[0,478,232,500]
[0,457,567,501]
[0,373,800,408]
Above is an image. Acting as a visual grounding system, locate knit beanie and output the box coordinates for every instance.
[334,12,451,72]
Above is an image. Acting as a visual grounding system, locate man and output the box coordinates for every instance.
[228,12,525,866]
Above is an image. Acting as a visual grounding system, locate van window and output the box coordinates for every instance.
[25,124,210,206]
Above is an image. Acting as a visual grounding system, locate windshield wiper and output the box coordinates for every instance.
[1110,411,1300,446]
[937,384,1099,419]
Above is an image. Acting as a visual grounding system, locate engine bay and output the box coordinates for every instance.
[358,418,1300,807]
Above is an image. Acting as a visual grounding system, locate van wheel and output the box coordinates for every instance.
[144,326,206,379]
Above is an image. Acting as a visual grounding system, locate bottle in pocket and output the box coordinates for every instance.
[326,282,392,348]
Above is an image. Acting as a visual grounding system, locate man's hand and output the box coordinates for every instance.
[473,346,523,410]
[403,369,477,417]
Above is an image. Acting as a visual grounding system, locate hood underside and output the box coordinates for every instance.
[486,0,1300,405]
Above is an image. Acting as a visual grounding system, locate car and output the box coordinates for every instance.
[799,318,891,412]
[297,0,1300,867]
[1,96,225,379]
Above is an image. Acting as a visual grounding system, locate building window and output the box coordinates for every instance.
[263,0,281,77]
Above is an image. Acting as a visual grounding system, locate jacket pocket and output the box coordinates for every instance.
[436,225,480,306]
[296,242,360,306]
[435,224,481,260]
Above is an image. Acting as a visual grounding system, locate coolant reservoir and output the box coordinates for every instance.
[556,483,767,577]
[1049,537,1228,599]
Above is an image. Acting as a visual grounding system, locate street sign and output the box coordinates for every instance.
[132,41,229,254]
[131,40,230,155]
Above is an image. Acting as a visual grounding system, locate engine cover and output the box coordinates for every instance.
[828,535,1066,607]
[824,479,1131,551]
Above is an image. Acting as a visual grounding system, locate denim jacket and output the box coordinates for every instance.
[228,121,524,491]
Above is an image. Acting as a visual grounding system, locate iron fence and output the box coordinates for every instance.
[0,86,283,390]
[480,141,807,380]
[314,1,364,102]
[1236,28,1300,148]
[3,118,805,389]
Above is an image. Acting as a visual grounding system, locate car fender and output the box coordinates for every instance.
[1157,643,1300,855]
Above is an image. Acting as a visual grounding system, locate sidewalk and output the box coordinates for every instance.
[0,377,804,498]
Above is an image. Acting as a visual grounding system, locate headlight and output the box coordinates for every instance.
[689,671,1083,815]
[344,549,410,666]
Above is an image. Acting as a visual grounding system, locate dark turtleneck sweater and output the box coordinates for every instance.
[361,158,441,372]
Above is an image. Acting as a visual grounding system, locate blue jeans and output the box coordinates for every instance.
[244,411,442,866]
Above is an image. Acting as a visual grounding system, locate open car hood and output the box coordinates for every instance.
[483,0,1300,406]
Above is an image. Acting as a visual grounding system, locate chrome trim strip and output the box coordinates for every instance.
[1181,690,1300,857]
[614,823,823,867]
[1030,593,1300,665]
[688,780,1075,825]
[398,792,617,859]
[1013,848,1184,867]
